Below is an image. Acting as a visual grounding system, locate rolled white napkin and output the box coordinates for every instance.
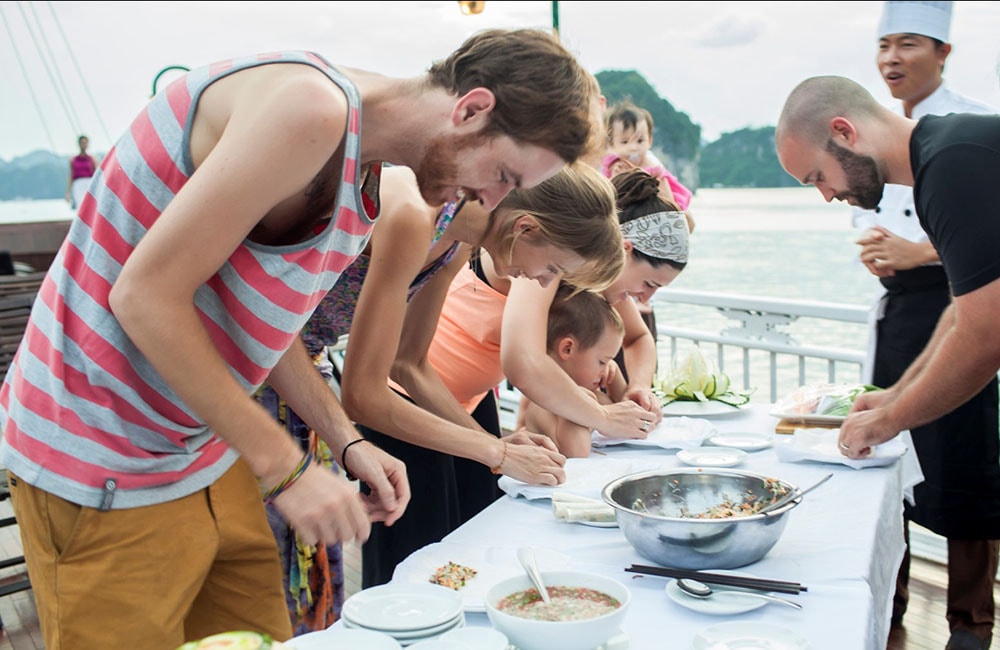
[552,493,616,523]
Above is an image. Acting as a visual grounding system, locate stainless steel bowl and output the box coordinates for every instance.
[601,468,800,570]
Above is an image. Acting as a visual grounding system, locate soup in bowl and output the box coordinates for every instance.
[484,570,630,650]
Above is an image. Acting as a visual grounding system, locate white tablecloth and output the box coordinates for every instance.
[391,404,909,650]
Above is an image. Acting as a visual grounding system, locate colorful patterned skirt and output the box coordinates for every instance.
[254,353,344,635]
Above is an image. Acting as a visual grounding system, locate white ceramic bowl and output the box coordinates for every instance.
[484,570,630,650]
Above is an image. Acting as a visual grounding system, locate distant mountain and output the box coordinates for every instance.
[0,150,68,200]
[699,127,799,188]
[595,70,791,189]
[0,74,795,198]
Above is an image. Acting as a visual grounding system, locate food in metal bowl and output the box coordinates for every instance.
[602,468,801,570]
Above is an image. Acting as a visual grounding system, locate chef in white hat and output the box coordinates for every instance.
[852,4,1000,650]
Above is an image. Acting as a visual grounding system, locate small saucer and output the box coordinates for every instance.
[707,432,773,452]
[577,519,619,528]
[665,575,767,615]
[677,446,748,468]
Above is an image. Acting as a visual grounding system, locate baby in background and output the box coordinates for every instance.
[520,284,627,458]
[602,99,695,233]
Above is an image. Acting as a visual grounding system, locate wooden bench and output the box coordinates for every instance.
[0,293,33,385]
[0,290,36,608]
[0,272,46,300]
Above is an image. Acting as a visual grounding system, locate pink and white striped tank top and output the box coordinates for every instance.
[0,51,380,509]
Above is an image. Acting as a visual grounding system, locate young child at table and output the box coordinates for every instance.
[602,100,695,234]
[520,284,627,458]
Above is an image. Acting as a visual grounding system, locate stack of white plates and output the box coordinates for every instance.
[341,583,466,647]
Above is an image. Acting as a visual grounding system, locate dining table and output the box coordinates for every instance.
[384,402,919,650]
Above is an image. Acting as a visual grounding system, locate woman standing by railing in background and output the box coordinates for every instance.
[64,134,97,212]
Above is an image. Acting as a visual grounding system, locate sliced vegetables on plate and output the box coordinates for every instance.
[654,346,755,408]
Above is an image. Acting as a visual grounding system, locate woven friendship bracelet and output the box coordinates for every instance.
[491,440,509,475]
[341,438,370,482]
[262,449,312,504]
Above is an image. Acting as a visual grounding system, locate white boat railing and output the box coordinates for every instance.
[329,289,948,566]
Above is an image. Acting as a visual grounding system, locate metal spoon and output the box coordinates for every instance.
[677,578,802,609]
[758,472,834,516]
[517,546,551,604]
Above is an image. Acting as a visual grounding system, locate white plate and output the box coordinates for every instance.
[707,432,773,451]
[665,573,767,615]
[395,617,465,646]
[391,542,572,613]
[406,640,469,650]
[344,612,464,640]
[341,583,464,632]
[662,400,750,417]
[289,628,402,650]
[437,626,509,650]
[577,519,619,528]
[677,447,748,468]
[693,622,811,649]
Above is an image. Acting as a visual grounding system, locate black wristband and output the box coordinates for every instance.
[341,438,369,482]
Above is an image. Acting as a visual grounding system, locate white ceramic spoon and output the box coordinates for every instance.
[517,546,551,604]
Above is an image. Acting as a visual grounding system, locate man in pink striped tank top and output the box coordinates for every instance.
[0,29,597,649]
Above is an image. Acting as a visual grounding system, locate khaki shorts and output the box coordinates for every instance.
[8,459,293,649]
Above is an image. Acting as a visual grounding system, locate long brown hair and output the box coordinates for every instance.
[492,163,624,292]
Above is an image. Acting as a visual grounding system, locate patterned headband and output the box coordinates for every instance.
[619,210,689,264]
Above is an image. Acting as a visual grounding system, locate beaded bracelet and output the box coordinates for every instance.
[490,440,509,475]
[262,449,312,504]
[341,438,370,482]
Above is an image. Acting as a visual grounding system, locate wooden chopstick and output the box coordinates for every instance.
[625,564,807,595]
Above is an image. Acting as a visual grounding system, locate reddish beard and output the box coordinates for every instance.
[413,131,487,205]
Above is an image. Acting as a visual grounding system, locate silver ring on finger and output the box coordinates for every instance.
[640,421,650,431]
[839,442,850,451]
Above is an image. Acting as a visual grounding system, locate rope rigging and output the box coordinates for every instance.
[1,1,113,154]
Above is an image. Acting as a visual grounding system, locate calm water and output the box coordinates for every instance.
[0,187,881,366]
[660,187,880,355]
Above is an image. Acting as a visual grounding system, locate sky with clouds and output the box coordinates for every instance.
[2,0,999,160]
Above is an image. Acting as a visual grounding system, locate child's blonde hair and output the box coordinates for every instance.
[546,283,624,351]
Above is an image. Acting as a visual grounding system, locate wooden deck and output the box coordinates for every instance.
[0,495,995,649]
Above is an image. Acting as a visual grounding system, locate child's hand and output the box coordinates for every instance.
[607,155,638,178]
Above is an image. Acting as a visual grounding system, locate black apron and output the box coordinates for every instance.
[873,266,1000,539]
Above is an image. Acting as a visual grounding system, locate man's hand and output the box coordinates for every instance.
[838,388,902,459]
[271,465,372,546]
